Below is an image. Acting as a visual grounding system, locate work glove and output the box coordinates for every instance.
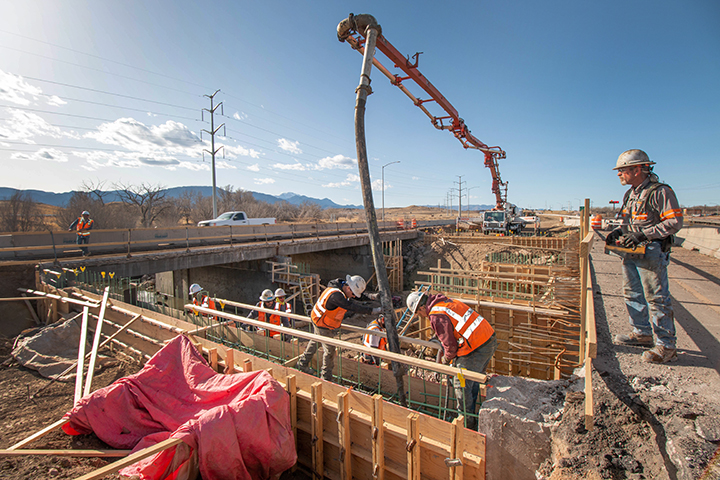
[620,231,647,248]
[371,307,382,315]
[605,228,623,245]
[366,292,380,301]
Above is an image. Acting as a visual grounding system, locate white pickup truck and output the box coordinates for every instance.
[197,211,276,227]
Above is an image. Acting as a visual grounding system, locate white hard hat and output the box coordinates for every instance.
[345,275,367,297]
[260,289,275,302]
[406,291,427,313]
[189,283,202,295]
[274,288,286,297]
[613,149,655,170]
[82,211,90,216]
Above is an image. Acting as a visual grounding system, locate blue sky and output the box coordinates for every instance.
[0,0,718,211]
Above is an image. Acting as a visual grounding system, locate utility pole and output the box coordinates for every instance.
[455,175,465,219]
[202,90,225,219]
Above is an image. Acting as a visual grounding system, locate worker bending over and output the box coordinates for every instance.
[296,275,381,381]
[407,291,496,431]
[362,315,387,366]
[247,289,280,335]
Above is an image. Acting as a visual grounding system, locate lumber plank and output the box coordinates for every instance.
[585,360,594,431]
[407,413,420,480]
[450,416,464,480]
[208,348,218,372]
[311,382,324,479]
[337,391,352,480]
[6,418,69,451]
[0,449,131,457]
[74,307,89,405]
[84,287,110,397]
[73,437,184,480]
[372,394,385,480]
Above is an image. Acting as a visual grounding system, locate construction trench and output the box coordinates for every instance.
[0,213,599,480]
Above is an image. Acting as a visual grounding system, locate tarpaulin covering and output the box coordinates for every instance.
[63,335,296,480]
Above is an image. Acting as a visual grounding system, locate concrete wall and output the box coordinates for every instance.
[676,225,720,259]
[292,245,374,287]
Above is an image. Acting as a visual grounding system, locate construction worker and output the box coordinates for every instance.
[295,275,381,381]
[406,290,496,430]
[247,289,276,335]
[189,283,216,320]
[361,315,387,366]
[68,210,94,256]
[271,288,293,338]
[606,149,683,363]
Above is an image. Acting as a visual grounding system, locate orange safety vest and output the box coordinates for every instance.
[76,218,93,236]
[429,300,494,356]
[311,288,347,330]
[266,301,290,338]
[193,295,216,320]
[363,319,387,350]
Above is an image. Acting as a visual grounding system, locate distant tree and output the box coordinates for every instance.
[0,191,45,232]
[115,182,171,228]
[58,181,136,230]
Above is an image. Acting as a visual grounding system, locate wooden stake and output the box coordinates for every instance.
[450,415,464,480]
[338,391,352,480]
[74,307,89,405]
[243,358,252,373]
[208,348,218,372]
[372,394,385,480]
[286,375,297,459]
[225,348,236,374]
[311,382,324,479]
[84,287,110,397]
[406,413,420,480]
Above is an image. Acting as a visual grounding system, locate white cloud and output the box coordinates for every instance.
[277,138,302,154]
[272,161,307,171]
[247,163,260,172]
[323,173,360,188]
[86,118,201,152]
[317,154,356,170]
[223,144,261,159]
[254,178,275,185]
[412,176,420,181]
[372,179,385,190]
[0,69,66,106]
[11,147,68,163]
[233,111,248,121]
[0,109,79,142]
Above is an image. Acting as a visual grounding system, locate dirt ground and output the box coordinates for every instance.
[2,219,719,479]
[0,338,139,479]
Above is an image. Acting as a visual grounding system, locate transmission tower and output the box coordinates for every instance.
[202,90,225,219]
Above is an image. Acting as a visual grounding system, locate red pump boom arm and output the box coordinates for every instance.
[338,14,508,210]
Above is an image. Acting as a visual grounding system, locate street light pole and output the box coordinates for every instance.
[381,161,400,222]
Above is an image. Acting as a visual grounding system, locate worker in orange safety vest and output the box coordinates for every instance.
[189,283,216,321]
[406,291,497,430]
[68,210,94,256]
[295,275,381,381]
[362,315,387,366]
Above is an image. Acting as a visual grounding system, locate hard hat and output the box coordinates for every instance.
[406,291,427,313]
[613,149,655,170]
[345,275,367,297]
[82,211,90,216]
[260,289,275,302]
[189,283,202,295]
[274,288,286,297]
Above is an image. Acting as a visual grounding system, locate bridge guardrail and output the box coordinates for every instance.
[0,219,453,262]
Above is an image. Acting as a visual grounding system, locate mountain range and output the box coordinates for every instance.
[0,186,363,210]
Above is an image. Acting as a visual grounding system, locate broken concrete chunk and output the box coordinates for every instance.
[695,415,720,442]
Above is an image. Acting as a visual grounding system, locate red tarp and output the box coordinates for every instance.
[63,335,296,479]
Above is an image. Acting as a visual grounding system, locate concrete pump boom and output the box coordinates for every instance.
[337,13,508,210]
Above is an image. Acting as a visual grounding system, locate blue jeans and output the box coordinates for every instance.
[453,333,497,425]
[622,241,676,349]
[77,235,89,254]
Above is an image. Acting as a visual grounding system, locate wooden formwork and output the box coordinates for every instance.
[414,232,583,380]
[34,284,487,479]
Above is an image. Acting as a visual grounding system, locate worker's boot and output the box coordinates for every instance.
[642,345,678,364]
[614,332,654,347]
